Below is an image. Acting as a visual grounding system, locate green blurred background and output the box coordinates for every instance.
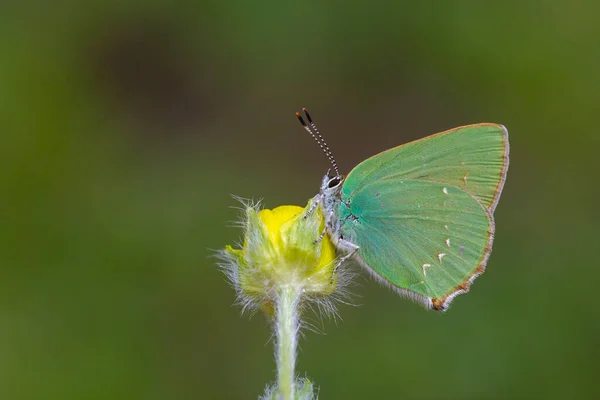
[1,1,598,399]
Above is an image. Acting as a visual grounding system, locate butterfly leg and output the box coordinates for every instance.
[313,228,326,245]
[333,239,359,274]
[303,195,321,219]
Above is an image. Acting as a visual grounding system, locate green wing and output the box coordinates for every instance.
[338,179,493,311]
[338,124,508,310]
[343,124,509,212]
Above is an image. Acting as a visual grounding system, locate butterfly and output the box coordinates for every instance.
[296,109,509,311]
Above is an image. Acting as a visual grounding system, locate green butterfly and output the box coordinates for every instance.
[296,109,509,311]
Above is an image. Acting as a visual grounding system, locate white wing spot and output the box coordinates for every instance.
[437,253,446,262]
[443,187,449,195]
[422,263,431,276]
[445,238,451,247]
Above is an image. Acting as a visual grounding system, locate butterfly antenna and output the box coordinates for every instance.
[295,108,340,177]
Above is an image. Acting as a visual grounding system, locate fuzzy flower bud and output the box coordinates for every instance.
[219,198,338,314]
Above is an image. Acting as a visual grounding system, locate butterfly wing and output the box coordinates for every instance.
[338,179,493,310]
[337,124,508,310]
[342,124,509,212]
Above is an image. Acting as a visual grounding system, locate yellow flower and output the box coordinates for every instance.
[220,198,338,314]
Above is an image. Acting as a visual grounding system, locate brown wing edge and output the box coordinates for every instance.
[430,203,495,311]
[345,123,510,213]
[350,196,496,312]
[488,124,510,214]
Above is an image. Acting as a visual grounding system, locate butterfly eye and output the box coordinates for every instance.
[327,176,342,188]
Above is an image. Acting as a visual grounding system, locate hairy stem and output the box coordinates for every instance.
[276,285,300,400]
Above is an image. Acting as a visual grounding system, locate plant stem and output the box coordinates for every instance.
[276,285,300,400]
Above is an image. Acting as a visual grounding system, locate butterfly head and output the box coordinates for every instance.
[320,172,344,198]
[318,172,345,238]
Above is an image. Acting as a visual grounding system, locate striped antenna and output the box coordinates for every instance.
[295,108,340,177]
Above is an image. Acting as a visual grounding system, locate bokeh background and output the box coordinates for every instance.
[1,1,598,399]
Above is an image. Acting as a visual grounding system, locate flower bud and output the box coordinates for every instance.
[219,198,338,314]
